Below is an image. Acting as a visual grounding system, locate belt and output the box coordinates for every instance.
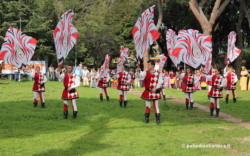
[212,85,223,91]
[146,88,152,91]
[184,82,194,87]
[145,88,161,93]
[99,82,108,84]
[65,87,76,93]
[119,83,127,85]
[35,82,44,87]
[227,82,236,86]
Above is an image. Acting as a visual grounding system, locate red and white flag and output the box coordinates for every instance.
[166,29,180,70]
[116,46,129,75]
[158,54,167,72]
[132,5,160,66]
[0,27,37,70]
[172,29,212,74]
[53,9,78,68]
[96,54,111,83]
[227,31,241,65]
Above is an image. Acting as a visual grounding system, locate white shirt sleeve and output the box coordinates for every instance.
[59,73,65,82]
[204,74,213,81]
[127,73,131,84]
[71,75,80,89]
[220,77,227,88]
[114,73,120,79]
[234,74,238,83]
[156,73,163,88]
[106,74,110,82]
[42,74,47,83]
[179,73,185,80]
[136,71,146,80]
[28,72,35,78]
[194,75,200,84]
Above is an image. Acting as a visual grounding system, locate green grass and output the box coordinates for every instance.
[136,81,250,122]
[0,81,250,155]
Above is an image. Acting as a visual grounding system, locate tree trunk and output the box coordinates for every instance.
[235,3,244,78]
[240,0,250,27]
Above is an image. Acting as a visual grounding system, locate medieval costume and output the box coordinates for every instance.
[224,67,238,103]
[170,72,175,88]
[200,75,207,90]
[240,66,248,91]
[194,73,201,90]
[115,71,131,108]
[161,73,166,100]
[204,74,227,117]
[136,70,163,125]
[97,73,110,101]
[59,72,80,119]
[28,71,47,108]
[206,69,215,99]
[179,73,199,110]
[129,71,135,88]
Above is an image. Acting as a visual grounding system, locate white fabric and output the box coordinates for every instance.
[173,29,212,74]
[136,71,163,88]
[158,54,167,72]
[161,89,165,95]
[179,73,199,85]
[34,92,45,102]
[224,67,238,82]
[227,31,242,64]
[82,70,89,78]
[115,71,131,84]
[59,73,80,89]
[185,93,193,102]
[135,79,140,87]
[227,90,236,98]
[145,100,160,113]
[119,90,127,101]
[210,98,220,109]
[96,55,110,84]
[116,46,129,75]
[49,67,54,73]
[64,99,77,111]
[204,75,227,88]
[29,72,47,83]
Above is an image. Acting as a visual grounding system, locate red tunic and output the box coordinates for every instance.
[62,73,79,100]
[206,69,215,85]
[117,71,130,91]
[141,71,161,100]
[98,73,108,88]
[225,72,236,90]
[208,75,223,98]
[32,73,45,92]
[182,74,196,93]
[170,73,175,79]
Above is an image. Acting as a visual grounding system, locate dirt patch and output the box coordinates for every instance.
[128,89,250,130]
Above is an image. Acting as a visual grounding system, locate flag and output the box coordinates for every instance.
[227,31,242,65]
[158,54,167,72]
[116,46,129,75]
[96,54,111,83]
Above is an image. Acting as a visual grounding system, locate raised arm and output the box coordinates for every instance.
[136,71,146,80]
[127,73,131,84]
[194,75,200,84]
[179,73,185,80]
[71,75,80,89]
[59,73,65,82]
[204,74,213,81]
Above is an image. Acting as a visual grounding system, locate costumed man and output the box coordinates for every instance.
[97,66,110,102]
[26,66,47,108]
[179,67,199,110]
[114,65,131,108]
[206,65,215,99]
[59,64,80,119]
[161,69,167,101]
[170,70,175,88]
[224,66,238,103]
[204,68,227,117]
[240,66,248,91]
[200,73,207,90]
[136,60,163,125]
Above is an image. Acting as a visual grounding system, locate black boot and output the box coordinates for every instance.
[190,102,194,110]
[100,96,103,101]
[73,111,77,120]
[216,108,220,117]
[124,101,127,108]
[41,102,45,108]
[225,98,228,104]
[210,108,214,116]
[106,96,109,102]
[64,110,68,119]
[233,98,236,103]
[119,100,122,107]
[33,102,37,107]
[144,113,150,123]
[155,113,160,125]
[163,95,166,101]
[185,102,189,110]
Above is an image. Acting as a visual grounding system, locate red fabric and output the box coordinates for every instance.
[64,103,68,111]
[61,73,79,100]
[182,74,195,93]
[201,76,206,82]
[39,92,44,103]
[120,95,123,101]
[117,72,129,91]
[32,73,45,92]
[208,75,223,98]
[34,99,38,103]
[104,88,108,97]
[98,74,108,88]
[141,71,161,100]
[215,98,218,108]
[186,98,189,102]
[145,106,151,113]
[170,73,175,79]
[100,93,103,97]
[232,90,236,98]
[71,100,75,111]
[225,73,236,90]
[226,94,229,98]
[153,101,157,113]
[210,102,214,108]
[206,69,215,85]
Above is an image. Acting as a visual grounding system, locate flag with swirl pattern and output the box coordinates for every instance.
[158,54,167,72]
[116,46,129,75]
[172,29,212,74]
[227,31,241,65]
[0,27,37,70]
[132,5,160,65]
[166,29,181,70]
[53,9,78,68]
[96,54,111,83]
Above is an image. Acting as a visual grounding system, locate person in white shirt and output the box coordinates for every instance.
[82,67,89,87]
[59,64,80,120]
[48,64,55,81]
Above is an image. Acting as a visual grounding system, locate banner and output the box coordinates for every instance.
[0,60,47,75]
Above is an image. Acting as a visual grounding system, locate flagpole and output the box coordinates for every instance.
[19,5,22,83]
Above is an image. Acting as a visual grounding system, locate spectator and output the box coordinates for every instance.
[90,68,97,88]
[111,70,117,88]
[82,67,89,87]
[108,69,111,87]
[129,68,135,88]
[48,64,54,81]
[30,65,35,81]
[0,62,5,79]
[13,66,19,82]
[134,69,140,87]
[96,68,100,88]
[56,67,61,81]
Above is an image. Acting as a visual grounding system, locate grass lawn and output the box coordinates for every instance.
[0,81,250,155]
[136,81,250,122]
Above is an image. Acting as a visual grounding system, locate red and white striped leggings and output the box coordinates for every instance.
[145,100,160,113]
[226,90,236,98]
[99,88,109,97]
[34,92,45,103]
[64,99,77,111]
